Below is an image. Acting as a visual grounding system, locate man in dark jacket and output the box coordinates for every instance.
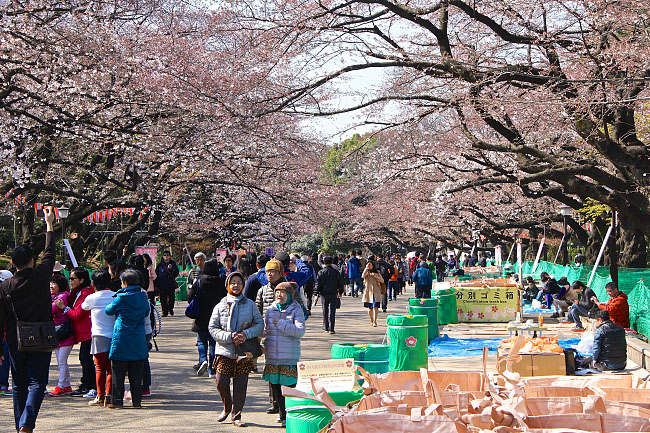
[579,309,627,371]
[187,259,226,377]
[0,206,56,433]
[563,281,596,330]
[243,254,269,302]
[434,255,447,282]
[155,250,179,317]
[315,256,344,334]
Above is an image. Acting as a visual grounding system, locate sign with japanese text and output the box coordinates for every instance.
[455,286,518,322]
[296,358,359,392]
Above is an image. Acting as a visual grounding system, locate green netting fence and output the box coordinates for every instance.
[628,280,650,338]
[512,260,650,336]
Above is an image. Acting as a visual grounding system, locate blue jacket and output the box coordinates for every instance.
[347,256,361,279]
[105,285,150,361]
[256,258,311,288]
[412,267,433,288]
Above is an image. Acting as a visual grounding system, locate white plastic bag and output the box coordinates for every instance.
[577,332,594,355]
[531,299,543,310]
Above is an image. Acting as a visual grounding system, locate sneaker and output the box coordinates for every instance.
[169,310,174,316]
[141,390,151,397]
[83,389,98,398]
[197,360,208,377]
[330,331,336,335]
[572,327,585,332]
[192,362,202,371]
[282,419,286,427]
[63,386,73,395]
[266,405,279,414]
[71,387,88,397]
[88,395,105,406]
[49,386,68,397]
[276,415,282,423]
[550,313,560,318]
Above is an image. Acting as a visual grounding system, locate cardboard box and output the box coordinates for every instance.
[497,351,566,377]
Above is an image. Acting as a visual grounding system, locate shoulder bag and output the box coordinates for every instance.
[6,293,58,352]
[185,279,200,319]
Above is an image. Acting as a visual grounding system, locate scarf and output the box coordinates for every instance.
[226,293,243,331]
[277,293,292,312]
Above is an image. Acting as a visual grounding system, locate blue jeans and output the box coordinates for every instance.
[567,305,588,328]
[349,277,362,296]
[8,342,51,431]
[0,341,11,388]
[197,330,216,374]
[388,281,399,300]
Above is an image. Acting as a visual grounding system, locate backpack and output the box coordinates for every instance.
[378,261,394,282]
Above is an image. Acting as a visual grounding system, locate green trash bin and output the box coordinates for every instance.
[408,298,439,341]
[286,390,363,433]
[432,288,458,324]
[386,315,429,371]
[331,343,389,375]
[174,278,187,301]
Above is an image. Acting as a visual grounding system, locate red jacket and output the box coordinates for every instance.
[65,286,93,343]
[599,291,629,329]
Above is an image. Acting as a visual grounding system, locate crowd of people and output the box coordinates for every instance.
[0,209,634,431]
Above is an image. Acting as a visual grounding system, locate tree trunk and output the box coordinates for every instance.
[617,212,647,268]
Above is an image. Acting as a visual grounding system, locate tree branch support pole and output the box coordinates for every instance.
[588,213,616,288]
[610,212,618,287]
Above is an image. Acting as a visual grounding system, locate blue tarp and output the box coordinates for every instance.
[428,335,582,357]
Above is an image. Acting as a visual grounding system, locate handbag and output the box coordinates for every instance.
[336,297,341,309]
[6,293,58,352]
[55,320,74,341]
[185,279,200,319]
[235,321,263,358]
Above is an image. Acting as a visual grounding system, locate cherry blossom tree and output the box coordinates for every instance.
[227,0,650,266]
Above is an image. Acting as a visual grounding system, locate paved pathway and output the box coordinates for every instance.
[3,288,643,432]
[0,291,400,432]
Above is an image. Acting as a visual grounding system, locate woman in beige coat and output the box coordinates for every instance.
[362,261,384,327]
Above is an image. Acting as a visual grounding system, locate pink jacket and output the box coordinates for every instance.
[65,286,93,343]
[52,292,75,347]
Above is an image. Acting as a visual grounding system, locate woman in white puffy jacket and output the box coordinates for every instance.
[262,281,305,426]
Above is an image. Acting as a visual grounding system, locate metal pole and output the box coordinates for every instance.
[62,218,66,267]
[562,215,568,265]
[588,216,615,287]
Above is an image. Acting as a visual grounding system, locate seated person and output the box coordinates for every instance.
[540,272,561,308]
[592,282,630,328]
[522,276,539,302]
[578,309,627,371]
[562,281,596,330]
[551,277,576,318]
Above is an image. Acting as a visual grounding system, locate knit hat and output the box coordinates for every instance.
[274,252,290,268]
[225,271,245,295]
[265,259,284,274]
[274,281,297,298]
